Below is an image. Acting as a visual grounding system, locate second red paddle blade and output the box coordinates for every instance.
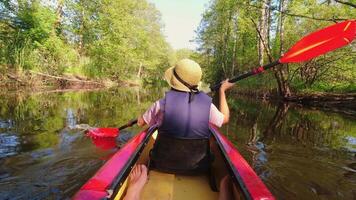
[86,128,119,138]
[90,137,117,150]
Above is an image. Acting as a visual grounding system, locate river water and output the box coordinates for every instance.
[0,88,355,199]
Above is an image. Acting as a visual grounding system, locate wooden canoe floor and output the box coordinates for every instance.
[141,170,219,200]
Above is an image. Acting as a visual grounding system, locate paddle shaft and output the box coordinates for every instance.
[210,60,280,91]
[118,119,138,131]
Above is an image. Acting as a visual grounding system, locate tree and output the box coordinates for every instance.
[274,0,291,98]
[257,0,271,66]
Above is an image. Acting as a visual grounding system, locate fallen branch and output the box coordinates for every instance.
[28,71,104,86]
[286,93,356,117]
[7,73,25,84]
[287,93,356,102]
[245,2,348,22]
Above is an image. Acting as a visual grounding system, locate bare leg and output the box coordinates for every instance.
[123,164,148,200]
[218,176,234,200]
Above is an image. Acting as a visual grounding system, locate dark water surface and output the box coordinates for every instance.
[0,88,355,199]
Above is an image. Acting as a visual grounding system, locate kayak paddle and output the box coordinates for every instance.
[86,119,138,138]
[87,20,355,138]
[210,20,356,91]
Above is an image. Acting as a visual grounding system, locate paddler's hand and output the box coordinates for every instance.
[219,79,234,124]
[137,115,146,127]
[219,79,235,92]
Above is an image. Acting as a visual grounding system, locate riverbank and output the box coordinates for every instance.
[286,93,356,117]
[0,71,140,91]
[2,72,355,118]
[231,90,356,118]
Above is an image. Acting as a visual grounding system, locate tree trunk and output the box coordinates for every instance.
[78,2,85,54]
[137,62,143,78]
[55,0,64,32]
[275,0,291,98]
[258,0,270,66]
[222,9,233,77]
[231,15,238,77]
[262,103,290,142]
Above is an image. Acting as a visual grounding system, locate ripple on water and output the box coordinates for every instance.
[0,146,106,199]
[0,132,20,158]
[345,136,356,153]
[30,148,54,159]
[0,119,14,129]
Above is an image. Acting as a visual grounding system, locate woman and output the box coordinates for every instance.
[125,59,235,200]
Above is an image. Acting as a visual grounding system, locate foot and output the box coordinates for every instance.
[218,176,233,200]
[124,164,148,200]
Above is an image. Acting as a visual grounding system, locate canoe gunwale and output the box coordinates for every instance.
[108,126,157,199]
[210,126,253,200]
[210,125,275,200]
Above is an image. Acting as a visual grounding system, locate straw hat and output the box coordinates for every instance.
[164,59,202,92]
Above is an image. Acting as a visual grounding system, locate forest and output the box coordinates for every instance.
[0,0,355,98]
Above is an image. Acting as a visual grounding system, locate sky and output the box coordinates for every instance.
[149,0,209,50]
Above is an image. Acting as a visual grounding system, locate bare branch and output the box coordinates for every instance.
[245,2,348,22]
[334,0,356,8]
[249,18,274,62]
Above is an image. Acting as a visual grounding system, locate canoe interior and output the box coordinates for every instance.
[113,131,245,200]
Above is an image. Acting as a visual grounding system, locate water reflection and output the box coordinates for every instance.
[224,98,356,199]
[0,88,161,199]
[0,133,19,158]
[65,108,77,128]
[0,119,14,129]
[0,88,355,199]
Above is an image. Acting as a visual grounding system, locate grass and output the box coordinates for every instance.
[292,80,356,94]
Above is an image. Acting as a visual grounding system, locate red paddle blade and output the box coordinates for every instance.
[86,128,119,138]
[90,137,117,150]
[280,20,356,63]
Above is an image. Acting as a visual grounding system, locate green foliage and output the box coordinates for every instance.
[173,49,195,61]
[0,0,79,73]
[37,36,79,73]
[68,0,171,79]
[0,0,171,82]
[17,1,56,43]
